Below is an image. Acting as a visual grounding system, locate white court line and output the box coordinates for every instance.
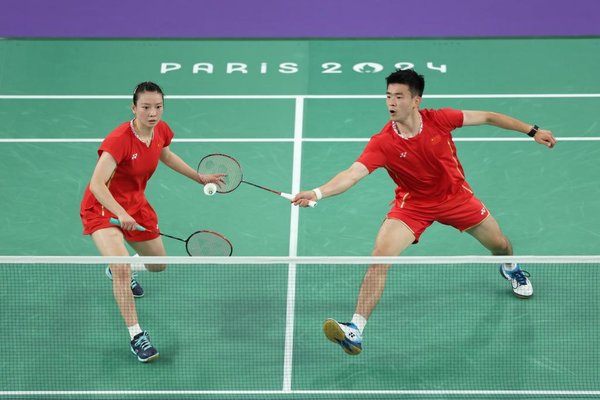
[1,93,600,99]
[2,390,600,396]
[281,97,304,392]
[0,137,598,143]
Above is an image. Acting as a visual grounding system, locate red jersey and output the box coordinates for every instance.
[80,120,174,217]
[357,108,469,205]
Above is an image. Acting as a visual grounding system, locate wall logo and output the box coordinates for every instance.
[160,61,447,75]
[353,62,385,73]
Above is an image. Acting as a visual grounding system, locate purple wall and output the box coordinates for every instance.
[1,0,599,37]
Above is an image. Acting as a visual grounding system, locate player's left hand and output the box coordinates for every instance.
[198,173,227,187]
[535,129,556,148]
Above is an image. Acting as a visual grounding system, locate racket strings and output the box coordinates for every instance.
[197,154,243,193]
[186,231,233,256]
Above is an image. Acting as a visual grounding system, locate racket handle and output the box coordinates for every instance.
[280,192,317,208]
[109,217,147,232]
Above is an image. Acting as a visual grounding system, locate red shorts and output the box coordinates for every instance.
[387,189,489,243]
[80,202,160,242]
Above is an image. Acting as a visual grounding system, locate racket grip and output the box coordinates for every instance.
[109,217,147,232]
[280,192,317,208]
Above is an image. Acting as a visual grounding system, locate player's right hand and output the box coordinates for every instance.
[293,190,318,208]
[117,214,137,231]
[198,173,227,187]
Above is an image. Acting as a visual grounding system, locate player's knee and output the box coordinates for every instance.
[490,236,512,255]
[371,244,397,258]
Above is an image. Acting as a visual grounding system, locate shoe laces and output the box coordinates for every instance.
[509,269,530,287]
[134,333,153,351]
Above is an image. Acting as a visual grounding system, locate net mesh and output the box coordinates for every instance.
[1,256,599,399]
[197,154,243,193]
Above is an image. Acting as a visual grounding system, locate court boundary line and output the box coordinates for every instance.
[2,390,600,396]
[281,97,304,392]
[1,93,600,99]
[0,137,598,143]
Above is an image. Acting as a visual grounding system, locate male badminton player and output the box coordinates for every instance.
[80,82,224,362]
[293,69,556,355]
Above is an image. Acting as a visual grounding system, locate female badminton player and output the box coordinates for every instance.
[80,81,224,363]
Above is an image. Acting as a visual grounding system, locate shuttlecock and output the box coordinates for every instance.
[204,183,217,196]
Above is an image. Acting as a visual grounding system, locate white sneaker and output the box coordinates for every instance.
[500,264,533,298]
[323,319,363,355]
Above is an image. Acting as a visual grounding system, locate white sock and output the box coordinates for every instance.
[130,253,146,272]
[351,314,367,334]
[503,262,518,271]
[128,324,143,340]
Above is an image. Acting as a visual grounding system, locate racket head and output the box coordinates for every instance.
[185,230,233,256]
[197,153,243,193]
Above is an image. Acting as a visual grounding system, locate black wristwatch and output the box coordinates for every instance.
[527,125,539,137]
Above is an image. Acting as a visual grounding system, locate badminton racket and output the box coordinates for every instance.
[109,218,233,256]
[197,153,317,207]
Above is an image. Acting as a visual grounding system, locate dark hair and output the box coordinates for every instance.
[385,69,425,97]
[133,82,164,105]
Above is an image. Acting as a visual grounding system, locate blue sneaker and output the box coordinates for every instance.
[323,319,362,355]
[130,331,159,363]
[500,264,533,298]
[106,267,144,298]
